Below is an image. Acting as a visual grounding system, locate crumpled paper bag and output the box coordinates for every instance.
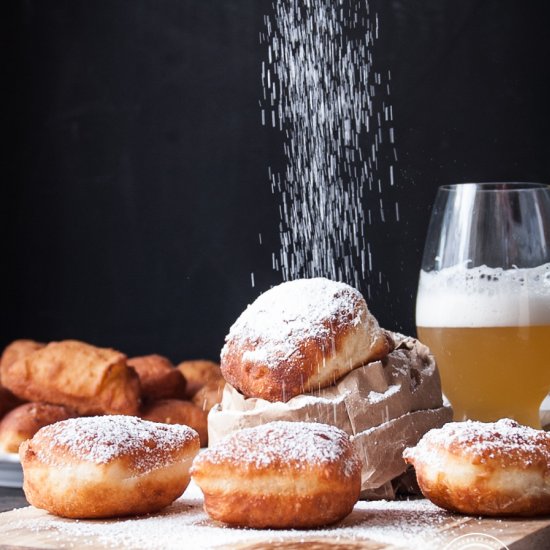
[208,333,452,499]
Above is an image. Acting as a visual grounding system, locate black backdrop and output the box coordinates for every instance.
[5,0,550,362]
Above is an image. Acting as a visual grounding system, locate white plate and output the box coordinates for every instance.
[0,452,23,488]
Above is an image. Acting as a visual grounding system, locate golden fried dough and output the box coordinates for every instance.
[403,418,550,516]
[192,378,225,412]
[20,415,200,518]
[177,359,222,398]
[0,402,76,454]
[191,421,362,528]
[128,354,186,400]
[0,339,45,371]
[221,278,393,402]
[0,340,46,419]
[0,387,23,420]
[1,340,140,415]
[141,399,208,447]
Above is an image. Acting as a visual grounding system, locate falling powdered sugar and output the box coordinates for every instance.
[32,415,197,473]
[222,278,364,369]
[261,0,399,294]
[195,421,360,477]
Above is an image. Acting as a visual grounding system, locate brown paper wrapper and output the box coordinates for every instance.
[208,334,452,499]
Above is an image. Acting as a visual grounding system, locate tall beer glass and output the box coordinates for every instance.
[416,183,550,428]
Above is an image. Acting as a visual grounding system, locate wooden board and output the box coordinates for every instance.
[0,484,549,550]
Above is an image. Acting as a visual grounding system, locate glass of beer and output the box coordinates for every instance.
[416,183,550,428]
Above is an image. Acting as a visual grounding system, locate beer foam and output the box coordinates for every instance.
[416,263,550,327]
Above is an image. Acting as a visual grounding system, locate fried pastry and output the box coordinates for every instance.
[192,377,225,412]
[403,418,550,516]
[0,339,45,371]
[177,359,222,398]
[221,278,392,402]
[141,399,208,447]
[1,340,140,415]
[191,421,362,528]
[0,402,76,454]
[0,387,23,420]
[128,354,186,400]
[20,415,200,518]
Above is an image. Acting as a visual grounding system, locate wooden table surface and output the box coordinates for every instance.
[1,483,549,550]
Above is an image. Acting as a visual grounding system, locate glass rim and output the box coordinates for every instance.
[439,182,550,192]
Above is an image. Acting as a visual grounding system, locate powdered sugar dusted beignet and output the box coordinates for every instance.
[20,416,200,518]
[221,278,392,402]
[403,418,550,516]
[191,420,361,528]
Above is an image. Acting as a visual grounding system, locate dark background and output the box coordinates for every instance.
[4,0,550,362]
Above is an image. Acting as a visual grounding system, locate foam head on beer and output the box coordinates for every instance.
[416,262,550,428]
[416,263,550,327]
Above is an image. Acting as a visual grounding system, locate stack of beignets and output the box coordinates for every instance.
[0,337,221,452]
[0,339,143,453]
[211,277,452,498]
[1,340,140,416]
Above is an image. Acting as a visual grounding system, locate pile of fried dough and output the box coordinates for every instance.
[0,339,223,452]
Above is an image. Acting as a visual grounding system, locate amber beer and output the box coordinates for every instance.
[416,265,550,428]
